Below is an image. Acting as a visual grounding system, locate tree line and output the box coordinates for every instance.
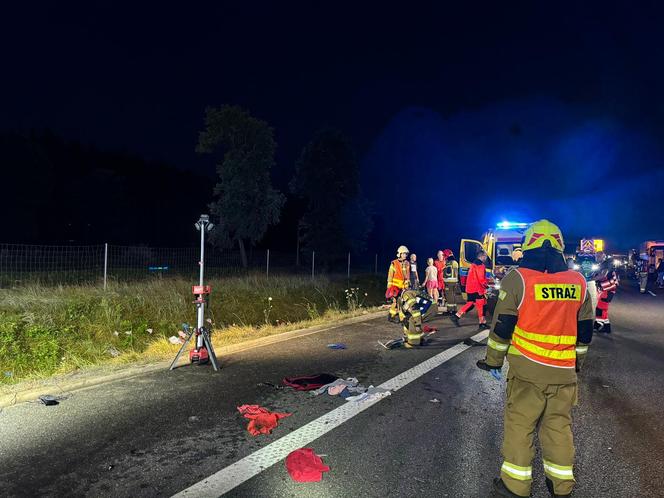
[1,107,373,266]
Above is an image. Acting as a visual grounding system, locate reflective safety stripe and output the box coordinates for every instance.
[543,460,574,479]
[488,338,509,352]
[501,461,532,481]
[575,345,588,354]
[507,345,522,356]
[410,311,421,317]
[514,326,577,346]
[512,334,576,360]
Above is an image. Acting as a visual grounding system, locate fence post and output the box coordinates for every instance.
[374,253,378,274]
[266,249,270,279]
[103,243,108,290]
[347,252,351,281]
[311,251,315,279]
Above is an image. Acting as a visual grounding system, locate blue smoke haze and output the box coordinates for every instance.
[361,97,664,257]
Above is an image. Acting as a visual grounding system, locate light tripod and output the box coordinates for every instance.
[169,214,220,371]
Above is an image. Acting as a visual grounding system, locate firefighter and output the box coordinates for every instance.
[449,250,490,331]
[386,245,411,323]
[476,219,594,498]
[511,246,523,264]
[397,288,429,345]
[592,251,619,334]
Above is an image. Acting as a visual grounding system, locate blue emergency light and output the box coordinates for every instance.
[496,221,529,229]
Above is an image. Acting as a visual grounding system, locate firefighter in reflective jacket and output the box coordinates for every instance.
[397,289,428,345]
[592,251,619,334]
[386,245,411,323]
[476,220,594,498]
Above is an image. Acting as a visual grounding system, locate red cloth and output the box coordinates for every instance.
[465,262,488,294]
[285,448,330,482]
[434,259,446,289]
[237,405,292,436]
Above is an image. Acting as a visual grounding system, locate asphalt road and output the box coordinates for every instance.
[1,276,663,498]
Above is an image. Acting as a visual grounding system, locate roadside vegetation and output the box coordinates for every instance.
[0,274,384,385]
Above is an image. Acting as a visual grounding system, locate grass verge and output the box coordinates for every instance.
[0,274,385,385]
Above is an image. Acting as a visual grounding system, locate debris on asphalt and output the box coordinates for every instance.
[285,448,330,482]
[602,385,610,388]
[378,338,405,349]
[39,395,60,406]
[312,377,366,397]
[430,398,441,403]
[282,373,338,391]
[346,386,391,402]
[257,382,284,390]
[463,338,484,347]
[423,325,438,333]
[648,290,657,297]
[188,416,200,422]
[237,404,292,436]
[326,343,347,350]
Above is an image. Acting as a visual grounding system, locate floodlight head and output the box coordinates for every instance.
[206,222,215,232]
[194,222,201,230]
[198,214,210,223]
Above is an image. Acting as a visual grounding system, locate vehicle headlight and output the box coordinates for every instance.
[613,259,621,266]
[573,264,580,270]
[591,264,600,271]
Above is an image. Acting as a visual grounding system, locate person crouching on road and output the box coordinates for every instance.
[475,219,594,498]
[449,250,490,331]
[424,258,439,303]
[386,245,411,323]
[409,253,420,289]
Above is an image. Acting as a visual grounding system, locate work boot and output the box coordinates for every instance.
[492,478,528,497]
[478,323,491,331]
[449,314,461,327]
[545,478,571,497]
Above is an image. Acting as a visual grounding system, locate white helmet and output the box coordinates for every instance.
[397,245,409,257]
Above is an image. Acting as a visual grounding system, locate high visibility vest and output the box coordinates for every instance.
[510,268,587,369]
[388,259,408,289]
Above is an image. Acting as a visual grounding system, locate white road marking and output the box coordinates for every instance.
[171,330,490,497]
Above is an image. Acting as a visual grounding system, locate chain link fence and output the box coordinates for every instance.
[0,243,382,287]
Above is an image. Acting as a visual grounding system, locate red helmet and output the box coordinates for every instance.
[443,249,453,257]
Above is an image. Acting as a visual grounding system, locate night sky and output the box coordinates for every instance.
[2,1,664,252]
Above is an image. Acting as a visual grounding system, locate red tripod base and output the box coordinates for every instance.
[189,347,209,364]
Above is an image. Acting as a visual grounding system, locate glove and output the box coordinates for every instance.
[385,286,399,299]
[477,359,502,380]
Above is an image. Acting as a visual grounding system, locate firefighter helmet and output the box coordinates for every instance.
[396,245,409,257]
[522,220,564,252]
[443,249,453,258]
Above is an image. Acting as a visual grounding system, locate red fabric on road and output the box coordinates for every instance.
[285,448,330,482]
[237,404,292,436]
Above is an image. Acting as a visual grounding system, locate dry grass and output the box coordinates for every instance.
[0,274,384,384]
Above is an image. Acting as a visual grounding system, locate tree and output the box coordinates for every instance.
[291,129,372,264]
[197,105,285,267]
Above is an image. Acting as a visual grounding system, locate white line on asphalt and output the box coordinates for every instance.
[171,330,490,498]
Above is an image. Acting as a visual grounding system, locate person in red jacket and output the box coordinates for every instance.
[434,250,446,306]
[449,250,490,330]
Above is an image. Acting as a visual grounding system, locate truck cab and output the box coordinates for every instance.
[458,222,529,295]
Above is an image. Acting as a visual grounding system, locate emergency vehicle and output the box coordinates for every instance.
[639,240,664,275]
[458,221,529,294]
[573,239,603,280]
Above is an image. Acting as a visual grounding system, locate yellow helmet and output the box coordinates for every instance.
[522,219,565,252]
[396,245,409,257]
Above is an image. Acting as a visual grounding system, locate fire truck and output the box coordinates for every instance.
[458,221,529,295]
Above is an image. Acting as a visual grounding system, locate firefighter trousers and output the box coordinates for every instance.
[501,374,577,497]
